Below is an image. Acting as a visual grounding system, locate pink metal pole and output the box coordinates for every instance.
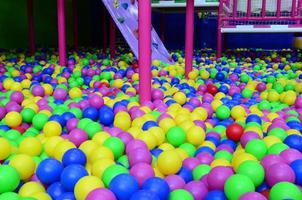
[57,0,67,66]
[160,13,165,42]
[217,0,224,59]
[276,0,281,18]
[138,0,151,103]
[247,0,252,17]
[72,0,79,51]
[27,0,35,55]
[109,19,116,58]
[102,6,108,51]
[261,0,266,18]
[185,0,194,77]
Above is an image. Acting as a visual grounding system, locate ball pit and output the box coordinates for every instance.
[0,48,302,199]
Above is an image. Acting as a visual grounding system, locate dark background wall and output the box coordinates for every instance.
[0,0,294,50]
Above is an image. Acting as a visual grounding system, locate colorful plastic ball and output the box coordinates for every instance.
[290,159,302,185]
[74,176,104,200]
[103,137,125,160]
[207,166,234,190]
[0,192,19,200]
[245,139,267,160]
[237,161,265,187]
[167,126,186,147]
[266,162,295,187]
[186,126,205,146]
[169,189,194,200]
[226,123,244,142]
[216,105,230,120]
[130,163,155,186]
[102,165,129,187]
[157,150,182,175]
[173,92,187,105]
[284,135,302,152]
[130,190,160,200]
[46,182,65,199]
[192,164,211,180]
[246,114,262,124]
[36,158,64,185]
[9,154,35,180]
[32,113,49,130]
[21,108,35,123]
[114,112,131,131]
[19,136,42,156]
[68,128,88,147]
[89,95,104,109]
[109,174,139,200]
[224,174,255,200]
[18,181,45,197]
[184,181,207,200]
[177,166,193,183]
[86,188,117,200]
[4,111,22,128]
[204,190,227,200]
[142,177,170,200]
[56,192,76,200]
[31,85,45,96]
[165,175,185,191]
[0,137,11,160]
[0,165,20,193]
[60,164,88,191]
[83,107,99,121]
[91,158,115,178]
[239,192,266,200]
[99,106,114,126]
[69,87,82,99]
[62,148,87,166]
[269,182,302,200]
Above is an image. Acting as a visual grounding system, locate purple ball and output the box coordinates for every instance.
[165,175,185,191]
[86,188,117,200]
[207,166,234,190]
[240,132,260,147]
[196,152,214,165]
[32,85,45,96]
[261,154,285,171]
[295,96,302,108]
[5,102,22,112]
[128,148,152,166]
[126,140,148,154]
[10,91,24,104]
[152,89,164,100]
[117,132,134,145]
[68,128,88,147]
[280,148,302,164]
[182,158,201,171]
[66,118,79,131]
[0,106,6,119]
[89,95,104,109]
[184,181,208,200]
[265,162,296,187]
[239,192,266,200]
[53,88,67,100]
[130,163,155,186]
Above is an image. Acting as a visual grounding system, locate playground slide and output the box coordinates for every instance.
[101,0,172,63]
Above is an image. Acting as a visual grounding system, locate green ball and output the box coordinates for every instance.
[270,182,302,200]
[216,105,231,120]
[0,192,19,200]
[102,165,128,187]
[117,155,129,168]
[3,130,21,141]
[192,164,211,180]
[77,118,93,130]
[242,88,253,98]
[84,122,102,139]
[215,150,233,162]
[32,113,48,130]
[224,174,255,200]
[179,143,196,157]
[268,128,288,141]
[103,137,125,160]
[237,160,265,187]
[268,143,289,155]
[0,165,20,193]
[169,189,194,200]
[69,107,82,119]
[166,126,186,147]
[258,100,271,110]
[100,72,112,80]
[245,139,267,160]
[240,74,250,83]
[266,76,276,83]
[20,108,35,123]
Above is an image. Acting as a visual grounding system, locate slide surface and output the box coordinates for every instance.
[102,0,172,63]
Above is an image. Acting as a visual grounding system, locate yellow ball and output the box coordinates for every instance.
[232,153,257,171]
[175,148,189,160]
[187,126,205,146]
[200,70,210,79]
[43,121,62,137]
[137,132,157,150]
[69,87,82,99]
[19,137,42,156]
[88,146,114,163]
[92,158,115,178]
[42,84,53,95]
[75,176,104,200]
[192,107,208,121]
[44,136,64,157]
[113,79,123,88]
[92,132,111,146]
[159,118,176,133]
[53,141,76,161]
[79,140,98,156]
[157,150,182,175]
[158,143,175,151]
[179,120,195,132]
[210,159,231,168]
[9,154,36,180]
[231,106,247,119]
[173,92,187,105]
[4,111,22,128]
[267,90,280,102]
[30,192,52,200]
[114,112,131,131]
[282,91,296,106]
[19,182,45,197]
[149,127,165,145]
[263,135,282,148]
[3,78,14,90]
[0,138,11,160]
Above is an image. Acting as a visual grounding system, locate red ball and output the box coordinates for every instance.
[226,123,244,142]
[261,189,270,199]
[207,84,218,95]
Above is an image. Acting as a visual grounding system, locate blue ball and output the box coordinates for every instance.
[109,174,139,200]
[246,114,262,124]
[36,158,64,185]
[151,149,163,158]
[204,190,227,200]
[60,164,88,191]
[99,106,114,126]
[130,190,160,200]
[83,107,98,121]
[142,121,158,131]
[256,182,269,192]
[62,148,87,166]
[195,147,215,156]
[177,167,193,183]
[47,182,65,199]
[56,192,76,200]
[216,72,225,81]
[290,159,302,186]
[284,135,302,152]
[142,177,170,200]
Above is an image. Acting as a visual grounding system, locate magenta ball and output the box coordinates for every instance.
[280,148,302,164]
[239,192,266,200]
[5,102,22,112]
[86,188,117,200]
[126,140,148,154]
[183,158,201,171]
[10,91,24,104]
[207,166,234,190]
[260,154,285,171]
[130,163,155,186]
[31,85,45,96]
[89,95,104,109]
[165,175,185,191]
[128,148,152,166]
[184,181,208,200]
[240,131,260,147]
[295,96,302,108]
[265,162,296,187]
[0,106,6,119]
[117,132,134,145]
[152,89,164,100]
[68,128,88,147]
[196,152,214,165]
[53,88,67,100]
[66,118,79,131]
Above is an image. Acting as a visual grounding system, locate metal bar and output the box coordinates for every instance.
[261,0,266,18]
[276,0,281,18]
[57,0,67,66]
[185,0,194,77]
[247,0,252,17]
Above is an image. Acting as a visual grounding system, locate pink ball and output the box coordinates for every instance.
[10,91,24,104]
[53,88,67,100]
[240,132,260,147]
[207,166,234,190]
[5,102,22,112]
[152,89,164,100]
[32,85,45,96]
[265,162,295,187]
[130,163,155,186]
[183,158,201,171]
[196,152,214,165]
[295,96,302,108]
[239,192,266,200]
[280,148,302,164]
[89,95,104,109]
[66,118,79,131]
[117,132,134,145]
[0,106,6,119]
[128,148,152,166]
[126,139,148,154]
[165,175,185,191]
[261,154,285,171]
[184,181,208,200]
[86,188,117,200]
[68,128,88,147]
